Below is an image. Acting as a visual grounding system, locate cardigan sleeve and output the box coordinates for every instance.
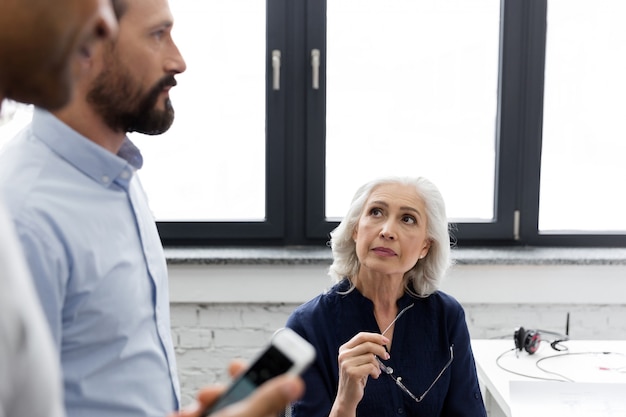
[440,302,487,417]
[286,303,337,417]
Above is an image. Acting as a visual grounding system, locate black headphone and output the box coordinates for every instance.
[513,326,569,355]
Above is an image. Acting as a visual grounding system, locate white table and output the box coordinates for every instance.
[471,339,626,417]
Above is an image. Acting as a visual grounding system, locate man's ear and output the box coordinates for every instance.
[73,55,93,81]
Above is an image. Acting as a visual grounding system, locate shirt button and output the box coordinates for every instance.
[397,408,404,414]
[120,170,130,179]
[101,175,110,183]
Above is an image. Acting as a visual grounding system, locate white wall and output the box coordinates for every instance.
[169,262,626,407]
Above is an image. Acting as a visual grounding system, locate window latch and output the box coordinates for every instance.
[272,50,281,91]
[311,49,320,90]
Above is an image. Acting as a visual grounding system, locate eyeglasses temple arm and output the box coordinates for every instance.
[415,345,455,402]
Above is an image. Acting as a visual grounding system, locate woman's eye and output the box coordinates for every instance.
[403,215,417,225]
[370,208,383,216]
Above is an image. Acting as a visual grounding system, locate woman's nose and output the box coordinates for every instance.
[380,224,396,240]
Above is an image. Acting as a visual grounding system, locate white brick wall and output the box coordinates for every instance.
[465,303,626,340]
[172,303,298,405]
[171,302,626,407]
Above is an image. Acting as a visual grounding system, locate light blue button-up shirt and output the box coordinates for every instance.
[0,109,180,417]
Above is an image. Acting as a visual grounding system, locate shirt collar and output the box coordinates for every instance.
[32,108,143,190]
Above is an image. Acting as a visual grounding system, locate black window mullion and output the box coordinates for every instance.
[454,0,536,245]
[516,0,547,246]
[304,0,329,240]
[281,0,311,245]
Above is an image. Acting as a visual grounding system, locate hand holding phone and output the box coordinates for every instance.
[201,328,315,416]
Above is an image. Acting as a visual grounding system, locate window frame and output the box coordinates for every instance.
[156,0,626,247]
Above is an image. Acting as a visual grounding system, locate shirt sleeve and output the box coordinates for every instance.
[0,206,65,417]
[14,217,70,352]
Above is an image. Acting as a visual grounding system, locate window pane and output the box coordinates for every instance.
[325,0,500,221]
[132,0,266,221]
[540,0,626,232]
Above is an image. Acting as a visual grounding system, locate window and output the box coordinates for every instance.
[132,0,267,222]
[515,0,626,246]
[539,0,626,234]
[1,0,625,247]
[324,0,500,222]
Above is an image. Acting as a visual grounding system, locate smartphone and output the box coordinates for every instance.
[201,327,316,416]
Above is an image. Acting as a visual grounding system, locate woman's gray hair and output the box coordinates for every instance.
[328,176,453,297]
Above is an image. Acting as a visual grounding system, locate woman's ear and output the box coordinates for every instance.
[420,239,432,259]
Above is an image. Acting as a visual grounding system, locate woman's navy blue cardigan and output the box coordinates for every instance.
[286,279,487,417]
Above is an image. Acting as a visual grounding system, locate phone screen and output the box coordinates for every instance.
[203,345,294,415]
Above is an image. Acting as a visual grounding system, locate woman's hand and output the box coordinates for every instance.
[329,332,390,417]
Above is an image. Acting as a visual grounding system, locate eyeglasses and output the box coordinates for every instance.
[376,344,454,403]
[376,303,454,403]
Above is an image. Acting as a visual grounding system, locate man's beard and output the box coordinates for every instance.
[87,65,177,135]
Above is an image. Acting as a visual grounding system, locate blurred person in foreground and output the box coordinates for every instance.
[286,176,487,417]
[0,0,116,110]
[0,0,304,416]
[0,1,117,416]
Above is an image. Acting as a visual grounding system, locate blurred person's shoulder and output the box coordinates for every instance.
[0,203,65,417]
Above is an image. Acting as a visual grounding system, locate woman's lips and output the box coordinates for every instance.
[372,247,397,257]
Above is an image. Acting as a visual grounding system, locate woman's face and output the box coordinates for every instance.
[352,183,431,278]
